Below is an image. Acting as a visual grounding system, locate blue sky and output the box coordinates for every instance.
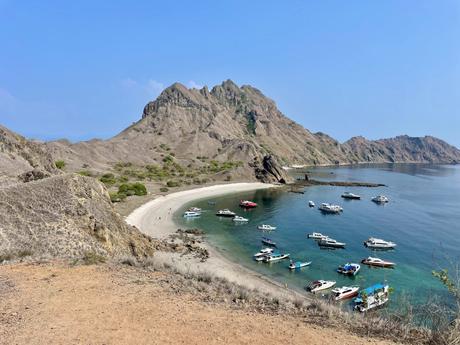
[0,0,459,146]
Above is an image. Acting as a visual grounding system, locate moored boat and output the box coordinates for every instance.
[257,224,277,231]
[337,263,361,275]
[188,207,202,212]
[353,283,390,312]
[364,237,396,250]
[318,238,346,249]
[341,192,361,200]
[372,195,389,203]
[307,232,329,240]
[288,260,312,269]
[215,209,236,217]
[308,200,315,207]
[233,216,249,222]
[183,211,201,218]
[306,280,336,293]
[361,256,395,268]
[253,248,274,259]
[331,286,360,301]
[261,237,277,246]
[239,200,257,208]
[263,252,290,263]
[319,203,343,214]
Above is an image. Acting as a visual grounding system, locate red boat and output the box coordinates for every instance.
[239,200,257,208]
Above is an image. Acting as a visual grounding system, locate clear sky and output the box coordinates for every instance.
[0,0,459,146]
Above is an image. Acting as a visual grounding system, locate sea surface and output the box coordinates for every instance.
[176,164,460,312]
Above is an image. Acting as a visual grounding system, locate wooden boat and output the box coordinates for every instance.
[353,283,389,312]
[306,280,336,293]
[261,237,276,246]
[288,260,311,270]
[361,257,395,268]
[263,252,290,263]
[337,263,361,276]
[331,286,360,301]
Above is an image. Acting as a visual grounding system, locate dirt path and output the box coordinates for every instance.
[0,262,399,345]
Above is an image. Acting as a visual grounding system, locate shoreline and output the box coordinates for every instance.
[126,182,307,300]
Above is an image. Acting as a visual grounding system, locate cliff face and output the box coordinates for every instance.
[0,174,155,260]
[42,80,460,181]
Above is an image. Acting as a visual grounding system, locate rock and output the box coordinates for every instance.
[18,169,51,183]
[254,155,291,184]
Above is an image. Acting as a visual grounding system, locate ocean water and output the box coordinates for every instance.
[176,164,460,311]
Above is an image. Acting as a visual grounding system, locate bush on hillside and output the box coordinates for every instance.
[55,160,66,170]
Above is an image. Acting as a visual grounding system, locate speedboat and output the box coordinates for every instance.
[331,286,360,301]
[288,260,311,270]
[341,192,361,200]
[364,237,396,250]
[361,257,395,268]
[183,211,201,218]
[308,201,315,207]
[307,232,329,240]
[372,195,389,203]
[318,238,346,249]
[353,283,390,312]
[253,248,274,259]
[239,200,257,208]
[257,224,277,231]
[233,216,249,222]
[337,263,361,276]
[261,237,277,246]
[306,280,336,293]
[263,252,290,263]
[188,207,202,212]
[319,203,343,214]
[215,209,236,217]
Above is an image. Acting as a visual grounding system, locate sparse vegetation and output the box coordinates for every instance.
[55,160,66,170]
[77,170,93,177]
[160,187,169,193]
[100,173,117,186]
[81,251,107,265]
[166,180,181,188]
[0,250,33,263]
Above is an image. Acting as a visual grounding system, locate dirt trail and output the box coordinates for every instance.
[0,262,399,345]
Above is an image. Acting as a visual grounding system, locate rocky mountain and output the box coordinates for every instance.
[0,174,156,260]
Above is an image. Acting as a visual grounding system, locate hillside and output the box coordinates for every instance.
[44,80,460,185]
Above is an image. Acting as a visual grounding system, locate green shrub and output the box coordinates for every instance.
[166,180,181,187]
[77,170,93,177]
[55,160,66,170]
[82,251,107,265]
[100,173,117,186]
[160,187,169,193]
[163,155,174,163]
[118,182,147,196]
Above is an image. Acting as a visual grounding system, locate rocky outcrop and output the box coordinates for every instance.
[254,155,291,184]
[0,174,156,260]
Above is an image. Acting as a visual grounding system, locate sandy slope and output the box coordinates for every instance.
[0,262,397,345]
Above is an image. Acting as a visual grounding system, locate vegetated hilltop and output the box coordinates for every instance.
[0,174,155,261]
[46,80,460,184]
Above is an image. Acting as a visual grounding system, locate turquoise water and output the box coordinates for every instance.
[176,164,460,310]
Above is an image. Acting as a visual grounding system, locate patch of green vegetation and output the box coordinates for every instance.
[118,182,147,196]
[114,162,133,171]
[246,110,257,135]
[81,251,107,265]
[162,155,174,163]
[55,160,66,170]
[166,180,181,188]
[77,170,93,177]
[159,143,170,151]
[100,173,117,186]
[109,191,127,203]
[160,187,169,193]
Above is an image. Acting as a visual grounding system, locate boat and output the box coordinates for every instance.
[353,283,390,312]
[253,248,274,258]
[183,211,201,218]
[331,286,360,301]
[188,207,202,212]
[233,216,249,222]
[239,200,257,208]
[372,195,389,203]
[341,192,361,200]
[263,252,290,263]
[261,237,277,246]
[318,238,346,249]
[361,257,395,268]
[306,280,336,293]
[288,260,312,269]
[215,209,236,217]
[307,232,329,240]
[257,224,277,231]
[364,237,396,250]
[308,201,315,207]
[319,203,343,214]
[337,263,361,276]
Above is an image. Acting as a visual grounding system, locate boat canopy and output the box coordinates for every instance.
[361,283,386,296]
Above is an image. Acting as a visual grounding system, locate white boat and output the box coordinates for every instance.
[308,201,315,207]
[361,257,395,268]
[337,263,361,276]
[341,192,361,200]
[353,283,390,312]
[319,203,343,214]
[253,248,274,259]
[364,237,396,249]
[183,211,201,218]
[188,207,202,212]
[307,232,329,240]
[233,216,249,222]
[372,195,389,203]
[331,286,360,301]
[318,238,346,248]
[288,260,311,269]
[257,224,277,231]
[215,209,236,217]
[263,253,290,263]
[306,280,336,293]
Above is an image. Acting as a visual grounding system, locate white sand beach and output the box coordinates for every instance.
[126,182,306,299]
